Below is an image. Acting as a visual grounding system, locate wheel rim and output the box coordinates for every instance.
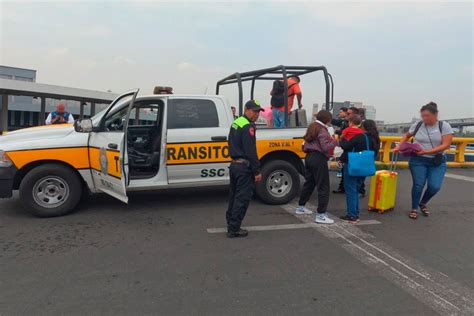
[266,169,292,198]
[32,176,70,209]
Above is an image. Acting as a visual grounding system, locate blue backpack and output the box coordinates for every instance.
[348,134,376,177]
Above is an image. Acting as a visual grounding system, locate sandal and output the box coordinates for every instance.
[409,210,418,220]
[419,204,430,217]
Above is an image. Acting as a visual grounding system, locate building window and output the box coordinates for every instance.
[14,76,33,82]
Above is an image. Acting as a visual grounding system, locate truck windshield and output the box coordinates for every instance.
[90,96,131,127]
[91,109,107,125]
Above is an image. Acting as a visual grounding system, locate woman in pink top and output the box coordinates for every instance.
[295,110,338,224]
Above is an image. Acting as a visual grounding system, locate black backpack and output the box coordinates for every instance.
[270,80,296,108]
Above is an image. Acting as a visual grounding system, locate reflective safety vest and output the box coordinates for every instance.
[232,116,250,129]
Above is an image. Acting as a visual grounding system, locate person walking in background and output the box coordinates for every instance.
[296,110,338,224]
[270,75,303,128]
[231,106,238,119]
[393,102,454,220]
[45,103,75,125]
[347,107,360,121]
[226,100,264,238]
[358,107,366,121]
[338,115,378,223]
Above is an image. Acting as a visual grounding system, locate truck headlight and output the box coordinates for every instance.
[0,150,13,167]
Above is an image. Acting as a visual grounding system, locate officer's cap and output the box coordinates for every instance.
[245,100,265,112]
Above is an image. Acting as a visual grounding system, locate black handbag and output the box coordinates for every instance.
[425,124,444,167]
[432,153,444,166]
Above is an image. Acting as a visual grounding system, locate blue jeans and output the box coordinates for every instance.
[409,156,447,210]
[272,109,285,128]
[343,164,364,218]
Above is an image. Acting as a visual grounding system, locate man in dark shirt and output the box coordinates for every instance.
[331,107,349,136]
[226,100,264,238]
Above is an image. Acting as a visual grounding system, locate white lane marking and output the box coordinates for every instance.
[324,225,461,312]
[207,223,315,233]
[207,218,380,234]
[445,173,474,183]
[281,202,474,315]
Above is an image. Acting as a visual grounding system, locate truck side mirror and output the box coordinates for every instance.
[74,119,93,133]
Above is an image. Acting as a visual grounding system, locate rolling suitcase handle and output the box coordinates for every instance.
[389,151,399,172]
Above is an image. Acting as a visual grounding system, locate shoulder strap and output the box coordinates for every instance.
[439,121,443,133]
[411,121,423,143]
[413,121,423,136]
[232,116,250,129]
[364,133,370,150]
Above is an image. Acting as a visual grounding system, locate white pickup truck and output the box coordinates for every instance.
[0,90,309,217]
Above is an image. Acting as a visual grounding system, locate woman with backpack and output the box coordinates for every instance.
[394,102,454,219]
[295,110,338,224]
[270,75,302,128]
[339,116,379,223]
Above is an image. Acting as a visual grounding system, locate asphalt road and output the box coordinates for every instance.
[1,170,473,315]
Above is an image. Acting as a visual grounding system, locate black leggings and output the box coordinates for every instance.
[298,151,330,213]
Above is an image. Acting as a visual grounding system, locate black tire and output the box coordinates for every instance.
[255,159,300,205]
[19,164,83,217]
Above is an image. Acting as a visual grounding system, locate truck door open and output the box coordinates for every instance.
[88,90,139,203]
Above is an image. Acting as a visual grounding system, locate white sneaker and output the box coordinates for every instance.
[315,213,334,224]
[295,206,313,215]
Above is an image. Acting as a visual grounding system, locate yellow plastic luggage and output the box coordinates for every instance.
[368,154,398,214]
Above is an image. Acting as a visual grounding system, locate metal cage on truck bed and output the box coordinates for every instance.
[215,65,334,127]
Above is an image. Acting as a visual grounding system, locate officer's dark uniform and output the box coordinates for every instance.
[226,100,263,238]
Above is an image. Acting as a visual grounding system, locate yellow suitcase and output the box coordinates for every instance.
[369,153,399,213]
[368,170,398,213]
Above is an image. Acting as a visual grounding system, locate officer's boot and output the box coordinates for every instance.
[227,229,249,238]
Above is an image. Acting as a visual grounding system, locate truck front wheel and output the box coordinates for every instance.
[256,160,300,205]
[19,164,82,217]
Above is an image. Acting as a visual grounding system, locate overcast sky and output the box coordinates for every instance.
[1,0,472,123]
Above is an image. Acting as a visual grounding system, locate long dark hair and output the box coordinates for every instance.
[362,120,381,150]
[304,110,332,143]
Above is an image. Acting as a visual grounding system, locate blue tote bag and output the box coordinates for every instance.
[348,134,376,177]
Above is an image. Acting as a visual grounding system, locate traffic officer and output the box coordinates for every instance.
[226,100,264,238]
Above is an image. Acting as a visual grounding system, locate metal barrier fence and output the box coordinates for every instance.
[378,136,474,168]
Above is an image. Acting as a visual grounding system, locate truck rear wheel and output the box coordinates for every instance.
[19,164,82,217]
[256,160,300,205]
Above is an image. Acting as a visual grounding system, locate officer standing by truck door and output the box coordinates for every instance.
[226,100,264,238]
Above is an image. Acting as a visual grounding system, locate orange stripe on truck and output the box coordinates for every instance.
[7,147,90,169]
[165,139,305,165]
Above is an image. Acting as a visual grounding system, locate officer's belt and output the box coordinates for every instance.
[232,159,250,167]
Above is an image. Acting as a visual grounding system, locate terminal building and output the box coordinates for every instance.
[0,65,117,132]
